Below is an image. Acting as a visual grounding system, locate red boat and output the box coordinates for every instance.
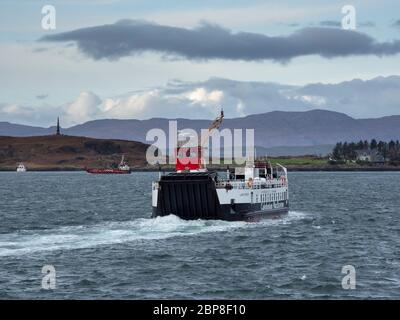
[86,155,131,174]
[86,168,131,174]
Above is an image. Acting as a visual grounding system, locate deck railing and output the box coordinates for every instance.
[215,178,287,189]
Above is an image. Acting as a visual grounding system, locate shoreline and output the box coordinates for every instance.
[2,166,400,172]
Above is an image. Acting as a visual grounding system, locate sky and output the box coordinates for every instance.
[1,0,400,127]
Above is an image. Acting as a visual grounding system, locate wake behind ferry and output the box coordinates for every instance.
[152,112,289,221]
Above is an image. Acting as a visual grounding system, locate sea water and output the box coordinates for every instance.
[0,171,399,299]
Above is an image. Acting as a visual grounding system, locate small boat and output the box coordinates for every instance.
[16,163,26,172]
[86,155,131,174]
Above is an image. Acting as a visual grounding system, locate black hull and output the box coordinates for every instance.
[152,172,289,221]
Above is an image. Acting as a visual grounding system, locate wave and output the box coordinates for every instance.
[0,215,245,257]
[0,211,307,257]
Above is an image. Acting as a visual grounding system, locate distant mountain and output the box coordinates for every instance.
[2,110,400,153]
[0,122,51,136]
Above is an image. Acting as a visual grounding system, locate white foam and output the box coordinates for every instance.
[0,211,308,257]
[255,210,309,227]
[0,215,246,257]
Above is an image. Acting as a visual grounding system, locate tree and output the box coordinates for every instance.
[377,141,385,153]
[332,142,342,160]
[343,142,349,160]
[381,143,389,160]
[348,142,357,160]
[370,139,377,150]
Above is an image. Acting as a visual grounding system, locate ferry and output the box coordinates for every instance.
[151,113,289,221]
[16,163,26,172]
[86,155,131,174]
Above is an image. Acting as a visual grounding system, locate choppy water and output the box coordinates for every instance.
[0,171,399,299]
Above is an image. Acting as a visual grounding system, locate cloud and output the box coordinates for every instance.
[289,95,327,106]
[319,20,341,27]
[317,20,375,28]
[0,102,59,126]
[2,76,400,126]
[359,21,375,27]
[63,91,102,124]
[393,20,400,27]
[142,4,336,28]
[40,20,400,62]
[0,92,102,127]
[184,88,224,105]
[101,87,225,120]
[36,94,48,100]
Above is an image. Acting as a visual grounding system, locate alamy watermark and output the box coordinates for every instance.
[341,265,356,289]
[41,5,56,30]
[341,5,356,30]
[41,265,56,290]
[145,120,255,166]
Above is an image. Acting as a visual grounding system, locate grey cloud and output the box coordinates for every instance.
[3,76,400,126]
[89,75,400,121]
[319,20,341,27]
[295,75,400,118]
[393,20,400,27]
[40,20,400,62]
[36,94,48,100]
[359,21,375,27]
[319,20,375,28]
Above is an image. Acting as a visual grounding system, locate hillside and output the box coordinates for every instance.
[2,110,400,151]
[0,135,149,170]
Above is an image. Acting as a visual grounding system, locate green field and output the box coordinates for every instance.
[268,156,328,166]
[208,156,328,167]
